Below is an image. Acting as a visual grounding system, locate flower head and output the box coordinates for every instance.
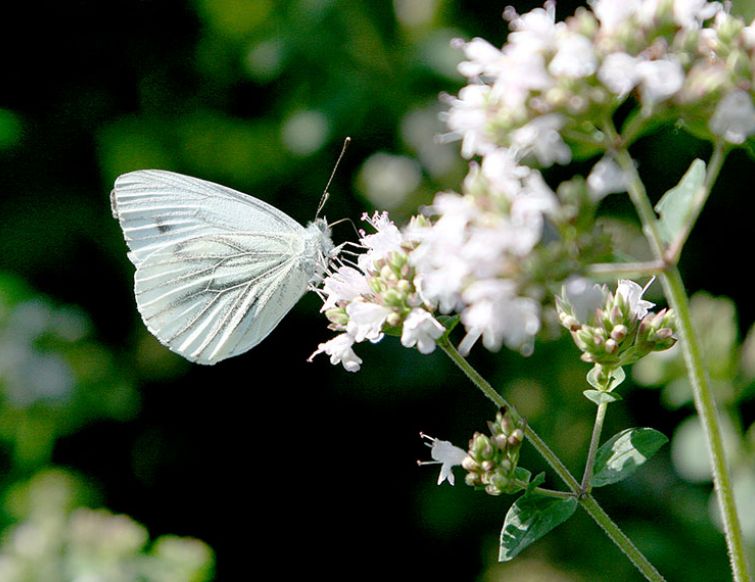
[311,212,446,371]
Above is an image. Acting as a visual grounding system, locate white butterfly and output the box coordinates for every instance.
[110,169,336,365]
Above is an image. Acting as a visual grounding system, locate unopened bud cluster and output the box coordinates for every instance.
[557,280,677,368]
[324,245,420,332]
[462,407,526,496]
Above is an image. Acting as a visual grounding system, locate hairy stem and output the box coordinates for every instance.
[581,401,608,494]
[613,144,751,582]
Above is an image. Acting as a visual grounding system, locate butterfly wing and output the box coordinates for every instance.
[134,232,314,364]
[111,169,303,266]
[111,170,318,364]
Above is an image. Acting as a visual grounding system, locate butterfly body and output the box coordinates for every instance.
[111,170,334,365]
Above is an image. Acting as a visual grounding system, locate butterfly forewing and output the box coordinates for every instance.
[111,170,330,365]
[112,170,304,266]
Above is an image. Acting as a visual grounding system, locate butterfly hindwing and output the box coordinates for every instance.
[134,232,314,364]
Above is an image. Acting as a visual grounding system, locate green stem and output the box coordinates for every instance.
[581,401,608,494]
[587,260,666,279]
[438,335,578,489]
[437,336,665,581]
[613,144,752,582]
[531,487,576,500]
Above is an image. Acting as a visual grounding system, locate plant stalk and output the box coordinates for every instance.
[437,336,665,581]
[581,401,608,494]
[613,145,751,582]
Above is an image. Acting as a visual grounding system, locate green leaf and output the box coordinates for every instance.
[583,390,623,405]
[525,472,546,494]
[586,366,626,391]
[499,493,578,561]
[655,159,706,246]
[591,427,668,487]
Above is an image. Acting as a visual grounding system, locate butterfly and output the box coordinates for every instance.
[110,169,337,365]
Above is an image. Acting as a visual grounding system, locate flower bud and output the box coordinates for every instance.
[325,308,349,326]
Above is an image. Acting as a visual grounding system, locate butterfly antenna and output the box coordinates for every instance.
[316,137,351,218]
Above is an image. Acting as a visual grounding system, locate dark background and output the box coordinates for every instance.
[1,1,754,580]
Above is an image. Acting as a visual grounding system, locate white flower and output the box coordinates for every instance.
[562,277,606,323]
[709,90,755,145]
[636,58,685,105]
[673,0,721,29]
[444,84,497,158]
[479,148,531,198]
[401,309,445,354]
[598,52,641,98]
[346,302,392,342]
[459,280,540,354]
[505,3,559,54]
[320,266,372,311]
[587,155,630,199]
[358,211,404,270]
[589,0,643,33]
[616,279,655,319]
[511,114,571,166]
[409,193,477,312]
[309,334,362,372]
[456,37,505,78]
[548,33,597,79]
[418,433,467,486]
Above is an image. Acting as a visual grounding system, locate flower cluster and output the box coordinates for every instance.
[557,278,677,369]
[409,153,562,356]
[418,407,527,496]
[309,212,446,372]
[448,0,755,159]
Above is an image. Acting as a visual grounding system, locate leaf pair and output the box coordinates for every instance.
[499,428,667,561]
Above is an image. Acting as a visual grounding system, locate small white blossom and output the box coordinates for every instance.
[673,0,721,29]
[636,58,685,105]
[459,280,540,355]
[511,114,571,166]
[346,302,392,343]
[358,211,404,270]
[616,279,655,319]
[309,334,363,372]
[320,265,372,311]
[479,148,531,198]
[562,277,606,323]
[401,309,445,354]
[709,90,755,144]
[549,33,597,79]
[587,155,630,199]
[589,0,643,33]
[456,37,505,78]
[505,3,559,54]
[418,433,467,486]
[444,84,497,158]
[598,52,642,98]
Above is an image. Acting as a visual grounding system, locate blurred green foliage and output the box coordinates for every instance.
[0,0,753,580]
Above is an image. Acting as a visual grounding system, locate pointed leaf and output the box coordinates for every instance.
[591,427,668,487]
[499,493,578,561]
[524,471,546,494]
[655,159,706,245]
[583,389,623,405]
